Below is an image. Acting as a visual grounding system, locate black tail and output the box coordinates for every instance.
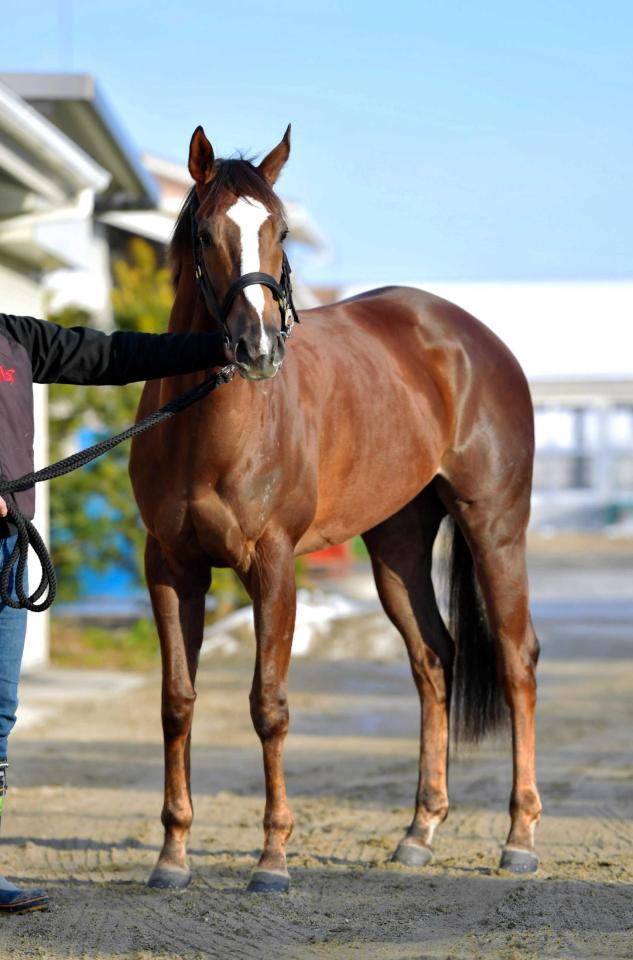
[446,518,508,743]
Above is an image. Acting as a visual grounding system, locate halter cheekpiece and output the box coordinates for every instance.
[190,192,300,344]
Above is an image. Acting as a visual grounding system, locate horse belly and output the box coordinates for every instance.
[297,398,443,553]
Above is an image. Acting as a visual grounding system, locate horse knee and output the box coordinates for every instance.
[250,693,289,741]
[162,693,196,740]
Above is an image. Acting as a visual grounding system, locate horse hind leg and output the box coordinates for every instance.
[362,486,454,866]
[438,476,542,873]
[144,534,211,888]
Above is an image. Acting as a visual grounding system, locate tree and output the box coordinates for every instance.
[48,239,172,599]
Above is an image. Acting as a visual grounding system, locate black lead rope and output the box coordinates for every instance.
[0,364,236,613]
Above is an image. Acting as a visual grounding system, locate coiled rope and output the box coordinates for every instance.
[0,364,235,612]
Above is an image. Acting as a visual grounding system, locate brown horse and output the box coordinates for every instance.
[129,125,541,893]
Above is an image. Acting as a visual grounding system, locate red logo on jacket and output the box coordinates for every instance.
[0,366,15,384]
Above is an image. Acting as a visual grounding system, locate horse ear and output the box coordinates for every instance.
[188,126,215,185]
[258,124,291,185]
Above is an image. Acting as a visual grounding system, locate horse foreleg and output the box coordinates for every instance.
[145,534,210,888]
[245,532,296,893]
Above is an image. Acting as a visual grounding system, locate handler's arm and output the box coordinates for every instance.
[1,315,229,385]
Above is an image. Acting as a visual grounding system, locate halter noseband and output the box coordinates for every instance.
[190,192,300,345]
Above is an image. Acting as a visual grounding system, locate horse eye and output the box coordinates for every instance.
[280,229,289,243]
[198,231,212,248]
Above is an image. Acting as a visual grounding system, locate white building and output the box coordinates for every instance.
[0,77,111,667]
[0,72,159,324]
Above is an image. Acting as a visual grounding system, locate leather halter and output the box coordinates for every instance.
[190,192,300,344]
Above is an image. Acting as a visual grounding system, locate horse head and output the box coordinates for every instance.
[187,125,292,380]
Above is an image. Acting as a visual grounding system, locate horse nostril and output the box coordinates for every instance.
[274,334,286,364]
[235,338,250,366]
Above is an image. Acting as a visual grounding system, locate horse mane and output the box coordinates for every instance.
[169,158,287,287]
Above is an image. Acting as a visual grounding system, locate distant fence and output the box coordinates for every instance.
[533,451,633,493]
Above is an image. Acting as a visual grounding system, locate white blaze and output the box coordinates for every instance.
[226,196,271,353]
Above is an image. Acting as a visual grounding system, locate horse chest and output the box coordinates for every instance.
[183,464,288,568]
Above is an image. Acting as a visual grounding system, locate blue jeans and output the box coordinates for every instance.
[0,536,27,762]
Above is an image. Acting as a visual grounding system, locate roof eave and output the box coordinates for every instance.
[0,79,111,197]
[0,73,156,210]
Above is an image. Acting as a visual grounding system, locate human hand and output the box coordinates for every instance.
[0,496,7,517]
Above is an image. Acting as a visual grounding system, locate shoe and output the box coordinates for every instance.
[0,880,49,914]
[0,762,49,913]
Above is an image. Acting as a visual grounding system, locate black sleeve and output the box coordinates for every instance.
[1,315,227,385]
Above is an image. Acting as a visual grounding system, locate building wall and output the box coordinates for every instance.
[44,221,114,327]
[0,259,49,669]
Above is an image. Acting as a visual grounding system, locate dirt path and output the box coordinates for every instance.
[2,570,633,959]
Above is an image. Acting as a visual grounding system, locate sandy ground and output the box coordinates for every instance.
[1,547,632,959]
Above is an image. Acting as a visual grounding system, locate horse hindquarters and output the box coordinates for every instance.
[144,534,211,888]
[362,487,454,865]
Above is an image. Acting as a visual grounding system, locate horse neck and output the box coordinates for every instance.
[168,264,209,334]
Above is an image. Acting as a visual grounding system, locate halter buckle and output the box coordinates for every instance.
[217,363,236,384]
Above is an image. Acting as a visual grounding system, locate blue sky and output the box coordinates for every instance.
[1,1,632,286]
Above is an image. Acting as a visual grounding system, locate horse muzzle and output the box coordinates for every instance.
[233,330,286,380]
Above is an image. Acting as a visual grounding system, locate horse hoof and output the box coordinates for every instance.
[147,865,191,889]
[499,848,539,874]
[391,842,433,867]
[247,869,290,894]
